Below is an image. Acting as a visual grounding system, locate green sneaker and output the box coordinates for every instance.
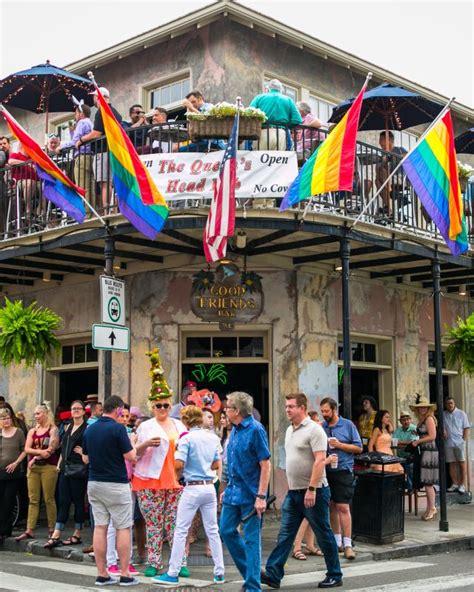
[144,565,158,577]
[179,566,190,578]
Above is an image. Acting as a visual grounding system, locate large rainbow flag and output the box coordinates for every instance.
[94,87,168,239]
[402,110,468,255]
[0,106,86,222]
[280,80,368,211]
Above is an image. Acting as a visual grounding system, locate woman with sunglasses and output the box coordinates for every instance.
[44,400,88,549]
[132,393,187,578]
[0,407,27,542]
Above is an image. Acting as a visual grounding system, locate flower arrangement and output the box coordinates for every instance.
[146,347,174,401]
[186,102,267,122]
[457,161,473,180]
[0,298,62,367]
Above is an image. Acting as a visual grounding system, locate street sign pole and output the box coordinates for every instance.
[103,234,115,400]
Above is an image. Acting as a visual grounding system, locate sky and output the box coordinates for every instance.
[0,0,473,108]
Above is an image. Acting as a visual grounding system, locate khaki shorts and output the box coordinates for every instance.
[88,481,132,530]
[445,445,466,463]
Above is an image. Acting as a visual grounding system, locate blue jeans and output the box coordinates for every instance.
[266,487,342,583]
[220,502,262,591]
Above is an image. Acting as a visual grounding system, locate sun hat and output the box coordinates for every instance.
[409,394,436,413]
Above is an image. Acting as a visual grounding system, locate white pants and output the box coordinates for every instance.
[168,484,224,578]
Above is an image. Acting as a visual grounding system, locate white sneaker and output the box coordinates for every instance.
[458,485,466,494]
[447,484,459,492]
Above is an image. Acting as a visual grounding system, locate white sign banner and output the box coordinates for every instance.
[139,151,298,201]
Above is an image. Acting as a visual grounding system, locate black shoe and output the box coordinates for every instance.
[318,576,343,588]
[261,571,281,589]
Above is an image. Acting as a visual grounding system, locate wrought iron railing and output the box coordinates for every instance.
[0,121,473,249]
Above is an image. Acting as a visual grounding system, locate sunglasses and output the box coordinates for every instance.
[154,403,170,410]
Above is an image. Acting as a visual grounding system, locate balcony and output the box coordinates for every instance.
[1,121,473,252]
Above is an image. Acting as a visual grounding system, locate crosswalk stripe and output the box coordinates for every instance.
[229,559,436,587]
[0,571,96,591]
[12,561,214,589]
[347,572,474,592]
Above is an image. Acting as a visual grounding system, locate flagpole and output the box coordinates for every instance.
[350,96,455,229]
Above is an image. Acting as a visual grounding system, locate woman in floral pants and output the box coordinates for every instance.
[132,393,188,578]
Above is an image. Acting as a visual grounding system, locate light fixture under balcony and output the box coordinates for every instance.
[335,264,342,272]
[42,271,51,282]
[235,230,247,250]
[459,284,467,296]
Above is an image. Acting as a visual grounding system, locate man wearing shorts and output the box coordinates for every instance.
[444,397,471,494]
[82,395,138,587]
[320,398,362,561]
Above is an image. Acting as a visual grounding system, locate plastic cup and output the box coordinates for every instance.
[330,454,338,469]
[391,438,398,447]
[328,437,337,449]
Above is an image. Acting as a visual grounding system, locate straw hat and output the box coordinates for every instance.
[409,393,436,413]
[399,410,412,419]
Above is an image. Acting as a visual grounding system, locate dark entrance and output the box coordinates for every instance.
[429,374,450,403]
[59,369,99,408]
[339,368,379,419]
[182,362,269,431]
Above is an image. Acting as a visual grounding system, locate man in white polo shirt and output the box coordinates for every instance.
[261,393,342,589]
[444,397,471,494]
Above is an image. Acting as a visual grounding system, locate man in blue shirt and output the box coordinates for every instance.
[220,391,271,592]
[320,397,362,561]
[82,395,137,587]
[155,405,224,586]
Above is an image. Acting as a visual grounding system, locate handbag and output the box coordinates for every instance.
[64,461,88,479]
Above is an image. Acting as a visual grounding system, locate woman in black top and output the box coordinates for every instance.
[45,400,88,548]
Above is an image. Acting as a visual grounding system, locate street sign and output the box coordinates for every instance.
[101,276,125,326]
[92,324,130,352]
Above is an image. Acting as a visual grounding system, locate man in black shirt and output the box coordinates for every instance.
[77,87,123,211]
[122,104,148,151]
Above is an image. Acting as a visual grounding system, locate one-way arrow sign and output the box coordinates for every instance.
[92,324,130,352]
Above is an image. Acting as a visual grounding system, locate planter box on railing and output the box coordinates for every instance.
[187,116,262,142]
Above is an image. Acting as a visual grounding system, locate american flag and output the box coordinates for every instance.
[203,111,239,263]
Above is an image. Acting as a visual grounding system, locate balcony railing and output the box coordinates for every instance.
[0,121,473,250]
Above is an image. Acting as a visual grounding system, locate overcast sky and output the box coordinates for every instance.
[1,0,472,107]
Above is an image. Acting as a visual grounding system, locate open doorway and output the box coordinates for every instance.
[182,362,269,431]
[59,369,98,408]
[339,368,379,420]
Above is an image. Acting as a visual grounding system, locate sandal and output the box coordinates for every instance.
[44,537,63,549]
[63,535,82,546]
[292,549,307,560]
[15,532,34,542]
[305,547,324,556]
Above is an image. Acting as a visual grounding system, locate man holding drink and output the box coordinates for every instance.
[261,394,343,589]
[320,397,362,561]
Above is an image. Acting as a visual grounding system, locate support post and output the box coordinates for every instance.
[340,237,352,420]
[432,257,449,531]
[103,234,115,401]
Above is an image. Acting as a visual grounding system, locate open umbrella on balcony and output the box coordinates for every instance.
[0,60,93,137]
[328,83,444,132]
[455,128,474,154]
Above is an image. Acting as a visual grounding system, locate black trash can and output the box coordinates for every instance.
[352,453,405,544]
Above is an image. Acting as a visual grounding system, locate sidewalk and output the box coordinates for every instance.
[2,501,473,572]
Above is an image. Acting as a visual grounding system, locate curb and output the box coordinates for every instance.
[370,536,474,561]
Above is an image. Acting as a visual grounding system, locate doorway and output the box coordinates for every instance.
[182,362,269,430]
[339,368,379,419]
[59,369,98,408]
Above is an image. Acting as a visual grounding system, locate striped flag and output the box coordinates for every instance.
[203,112,239,263]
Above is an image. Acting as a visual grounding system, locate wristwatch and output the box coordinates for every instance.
[256,494,267,500]
[307,486,316,492]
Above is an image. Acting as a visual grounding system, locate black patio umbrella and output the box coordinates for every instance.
[328,83,444,132]
[455,128,474,154]
[0,60,93,135]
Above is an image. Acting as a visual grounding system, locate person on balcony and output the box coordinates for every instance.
[123,104,148,152]
[77,87,123,212]
[0,136,11,160]
[60,105,94,207]
[180,90,224,152]
[295,101,323,161]
[249,79,302,151]
[8,143,40,220]
[375,131,407,215]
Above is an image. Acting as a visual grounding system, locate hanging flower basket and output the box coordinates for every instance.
[187,103,266,142]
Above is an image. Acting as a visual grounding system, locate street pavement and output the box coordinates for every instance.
[0,549,473,591]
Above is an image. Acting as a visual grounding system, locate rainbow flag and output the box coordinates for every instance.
[280,81,368,211]
[94,87,168,239]
[402,110,468,255]
[0,106,86,222]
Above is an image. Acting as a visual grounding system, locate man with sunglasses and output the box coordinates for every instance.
[82,395,138,587]
[123,104,148,149]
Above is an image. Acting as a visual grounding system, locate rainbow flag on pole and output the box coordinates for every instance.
[402,110,468,255]
[94,87,168,239]
[0,106,86,222]
[280,80,368,211]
